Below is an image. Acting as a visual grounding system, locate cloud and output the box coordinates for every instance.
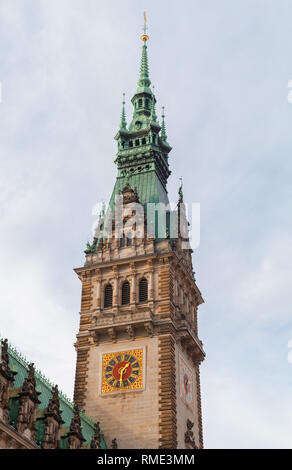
[202,370,292,448]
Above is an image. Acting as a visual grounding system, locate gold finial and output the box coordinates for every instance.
[141,11,149,42]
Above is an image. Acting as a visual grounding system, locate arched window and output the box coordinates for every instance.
[104,284,113,308]
[121,281,130,305]
[139,278,148,303]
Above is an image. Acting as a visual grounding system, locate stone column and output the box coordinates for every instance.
[148,260,154,300]
[113,267,119,309]
[96,269,101,312]
[130,263,136,307]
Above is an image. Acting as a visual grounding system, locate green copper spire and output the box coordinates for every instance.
[161,106,167,141]
[135,14,152,96]
[120,93,127,130]
[138,42,151,89]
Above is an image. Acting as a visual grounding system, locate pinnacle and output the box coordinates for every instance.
[138,43,151,90]
[120,93,127,130]
[161,107,167,141]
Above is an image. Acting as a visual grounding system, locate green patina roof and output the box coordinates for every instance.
[85,34,175,254]
[109,171,169,211]
[2,341,107,449]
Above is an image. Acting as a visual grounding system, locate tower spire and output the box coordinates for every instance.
[137,12,151,92]
[161,106,167,141]
[120,93,127,130]
[141,11,149,43]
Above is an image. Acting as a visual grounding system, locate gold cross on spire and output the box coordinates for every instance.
[141,11,149,42]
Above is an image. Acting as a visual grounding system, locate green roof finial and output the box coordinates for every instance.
[161,106,167,141]
[120,93,127,130]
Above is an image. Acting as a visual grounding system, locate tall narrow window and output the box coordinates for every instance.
[122,281,130,305]
[104,284,113,308]
[120,235,125,248]
[139,278,148,303]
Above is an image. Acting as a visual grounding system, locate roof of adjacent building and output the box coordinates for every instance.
[2,340,107,449]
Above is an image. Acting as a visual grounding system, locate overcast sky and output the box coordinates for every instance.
[0,0,292,449]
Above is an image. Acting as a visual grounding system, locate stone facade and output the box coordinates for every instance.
[73,30,206,447]
[74,230,205,449]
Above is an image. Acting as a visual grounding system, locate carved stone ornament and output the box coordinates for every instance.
[144,322,154,337]
[184,419,197,449]
[121,184,139,205]
[111,438,118,449]
[42,385,64,449]
[90,422,101,449]
[0,339,15,423]
[67,404,85,449]
[126,325,135,341]
[16,363,40,441]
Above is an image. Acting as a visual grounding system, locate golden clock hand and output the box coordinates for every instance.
[119,363,130,385]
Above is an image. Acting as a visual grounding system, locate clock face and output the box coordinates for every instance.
[101,348,143,394]
[179,357,194,410]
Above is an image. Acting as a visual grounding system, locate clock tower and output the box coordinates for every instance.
[73,19,205,449]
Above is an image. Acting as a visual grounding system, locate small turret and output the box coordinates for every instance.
[120,93,127,130]
[161,106,167,142]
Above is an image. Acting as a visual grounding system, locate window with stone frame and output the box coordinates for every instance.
[139,278,148,303]
[104,284,113,308]
[121,281,130,305]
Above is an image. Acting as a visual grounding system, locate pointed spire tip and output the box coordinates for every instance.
[141,11,149,42]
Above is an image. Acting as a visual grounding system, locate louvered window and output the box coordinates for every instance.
[104,284,113,308]
[120,235,125,248]
[139,278,148,303]
[122,281,130,305]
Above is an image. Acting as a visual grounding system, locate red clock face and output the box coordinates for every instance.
[104,353,141,389]
[112,361,133,381]
[102,349,144,393]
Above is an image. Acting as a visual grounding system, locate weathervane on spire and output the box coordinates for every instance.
[141,12,149,42]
